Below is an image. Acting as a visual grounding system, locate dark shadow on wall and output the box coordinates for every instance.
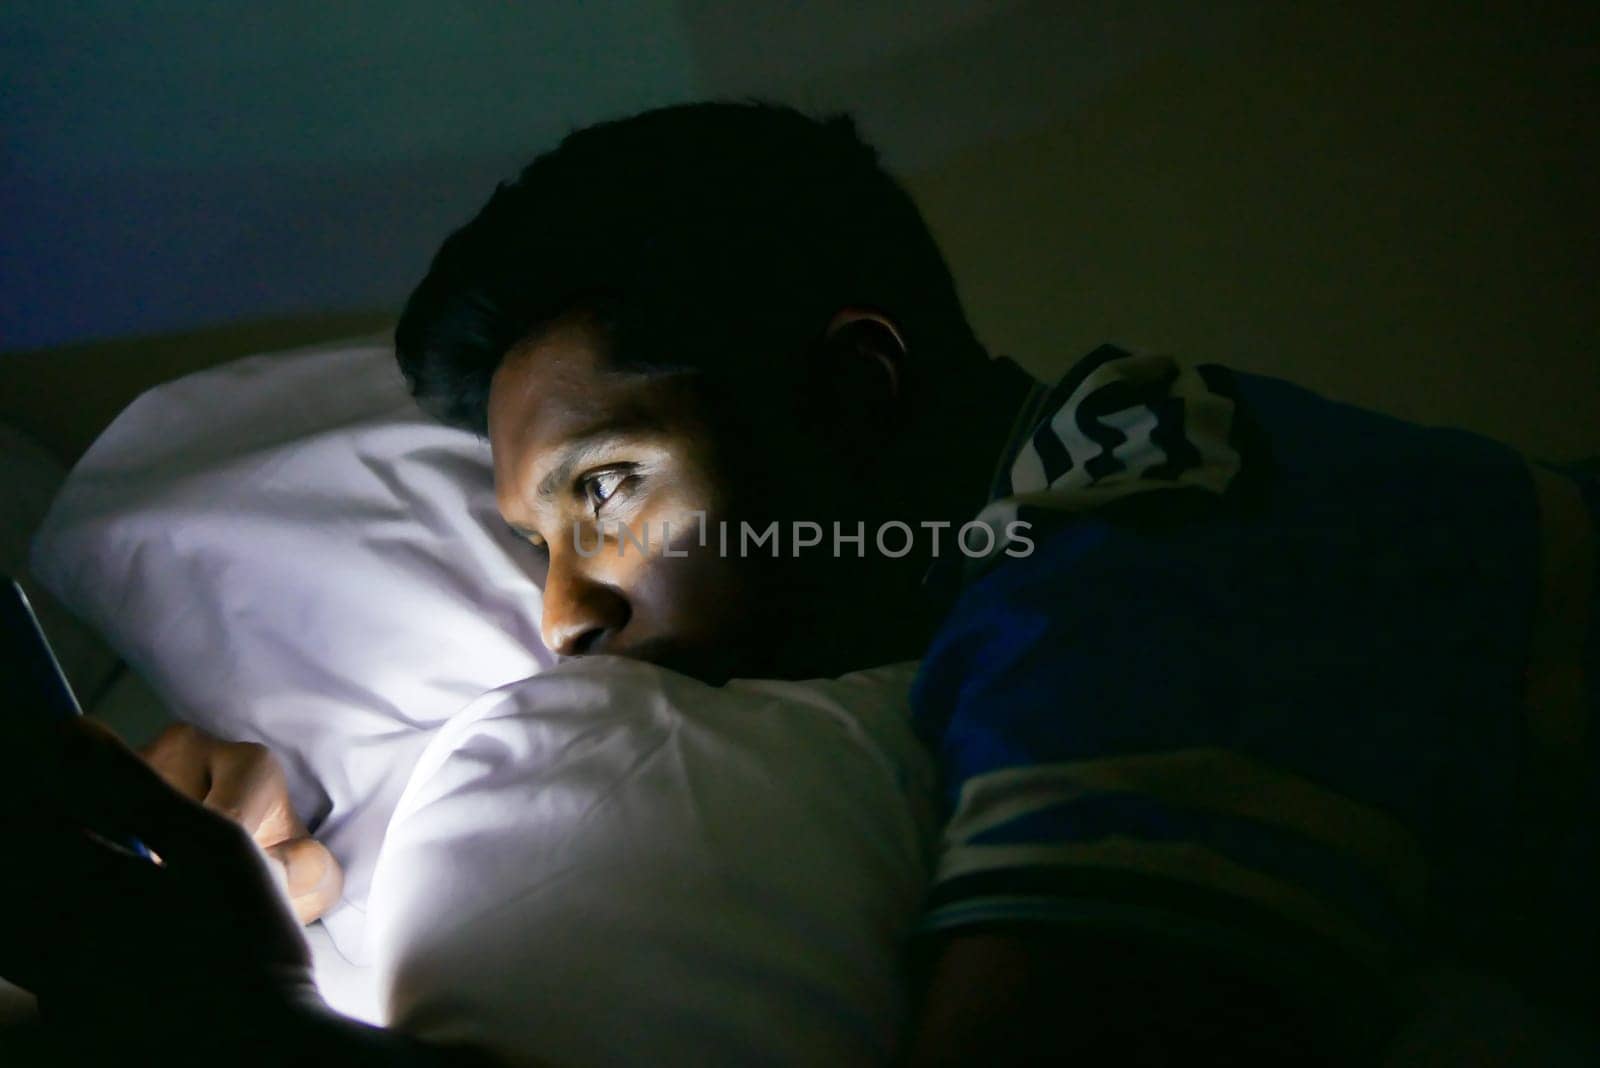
[0,154,525,352]
[906,1,1600,459]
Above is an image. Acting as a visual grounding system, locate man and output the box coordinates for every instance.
[3,102,1594,1064]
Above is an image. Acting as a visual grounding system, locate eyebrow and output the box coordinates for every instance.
[529,420,663,504]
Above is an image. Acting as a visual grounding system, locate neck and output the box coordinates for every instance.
[764,355,1039,679]
[906,355,1039,527]
[818,355,1036,672]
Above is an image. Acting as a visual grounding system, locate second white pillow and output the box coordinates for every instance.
[368,657,937,1067]
[29,339,556,961]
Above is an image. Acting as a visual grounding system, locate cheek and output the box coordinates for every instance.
[618,495,757,640]
[627,539,753,641]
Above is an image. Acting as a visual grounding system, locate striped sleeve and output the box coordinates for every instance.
[960,345,1246,582]
[924,750,1423,970]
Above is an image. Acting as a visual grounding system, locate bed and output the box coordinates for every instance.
[3,319,1593,1064]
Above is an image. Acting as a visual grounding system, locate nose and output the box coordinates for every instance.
[540,558,631,657]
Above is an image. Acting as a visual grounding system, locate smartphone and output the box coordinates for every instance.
[2,577,86,720]
[2,576,150,858]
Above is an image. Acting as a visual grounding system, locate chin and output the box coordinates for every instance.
[619,639,745,686]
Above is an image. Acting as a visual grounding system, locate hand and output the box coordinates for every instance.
[0,718,499,1067]
[0,718,319,1057]
[140,722,343,924]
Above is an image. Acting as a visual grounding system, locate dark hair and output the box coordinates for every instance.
[395,101,979,434]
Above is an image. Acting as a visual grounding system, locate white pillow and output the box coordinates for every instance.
[368,656,936,1067]
[28,339,555,962]
[30,340,940,1057]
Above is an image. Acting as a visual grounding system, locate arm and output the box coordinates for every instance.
[906,928,1363,1067]
[906,515,1415,1066]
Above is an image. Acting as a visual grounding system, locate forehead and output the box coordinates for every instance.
[486,316,699,501]
[491,315,638,442]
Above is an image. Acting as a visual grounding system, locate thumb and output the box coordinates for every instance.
[264,837,344,925]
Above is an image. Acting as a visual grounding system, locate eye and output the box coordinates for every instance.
[509,523,549,556]
[580,467,635,514]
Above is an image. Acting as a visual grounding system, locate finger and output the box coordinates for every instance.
[265,838,344,925]
[55,719,255,873]
[136,722,211,800]
[203,742,297,843]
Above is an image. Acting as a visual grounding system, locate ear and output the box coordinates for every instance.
[824,307,906,399]
[810,308,907,441]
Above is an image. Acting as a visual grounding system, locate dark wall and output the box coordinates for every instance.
[1,1,696,349]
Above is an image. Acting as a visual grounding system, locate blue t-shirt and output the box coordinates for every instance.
[912,345,1598,994]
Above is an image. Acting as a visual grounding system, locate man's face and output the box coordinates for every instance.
[487,313,771,683]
